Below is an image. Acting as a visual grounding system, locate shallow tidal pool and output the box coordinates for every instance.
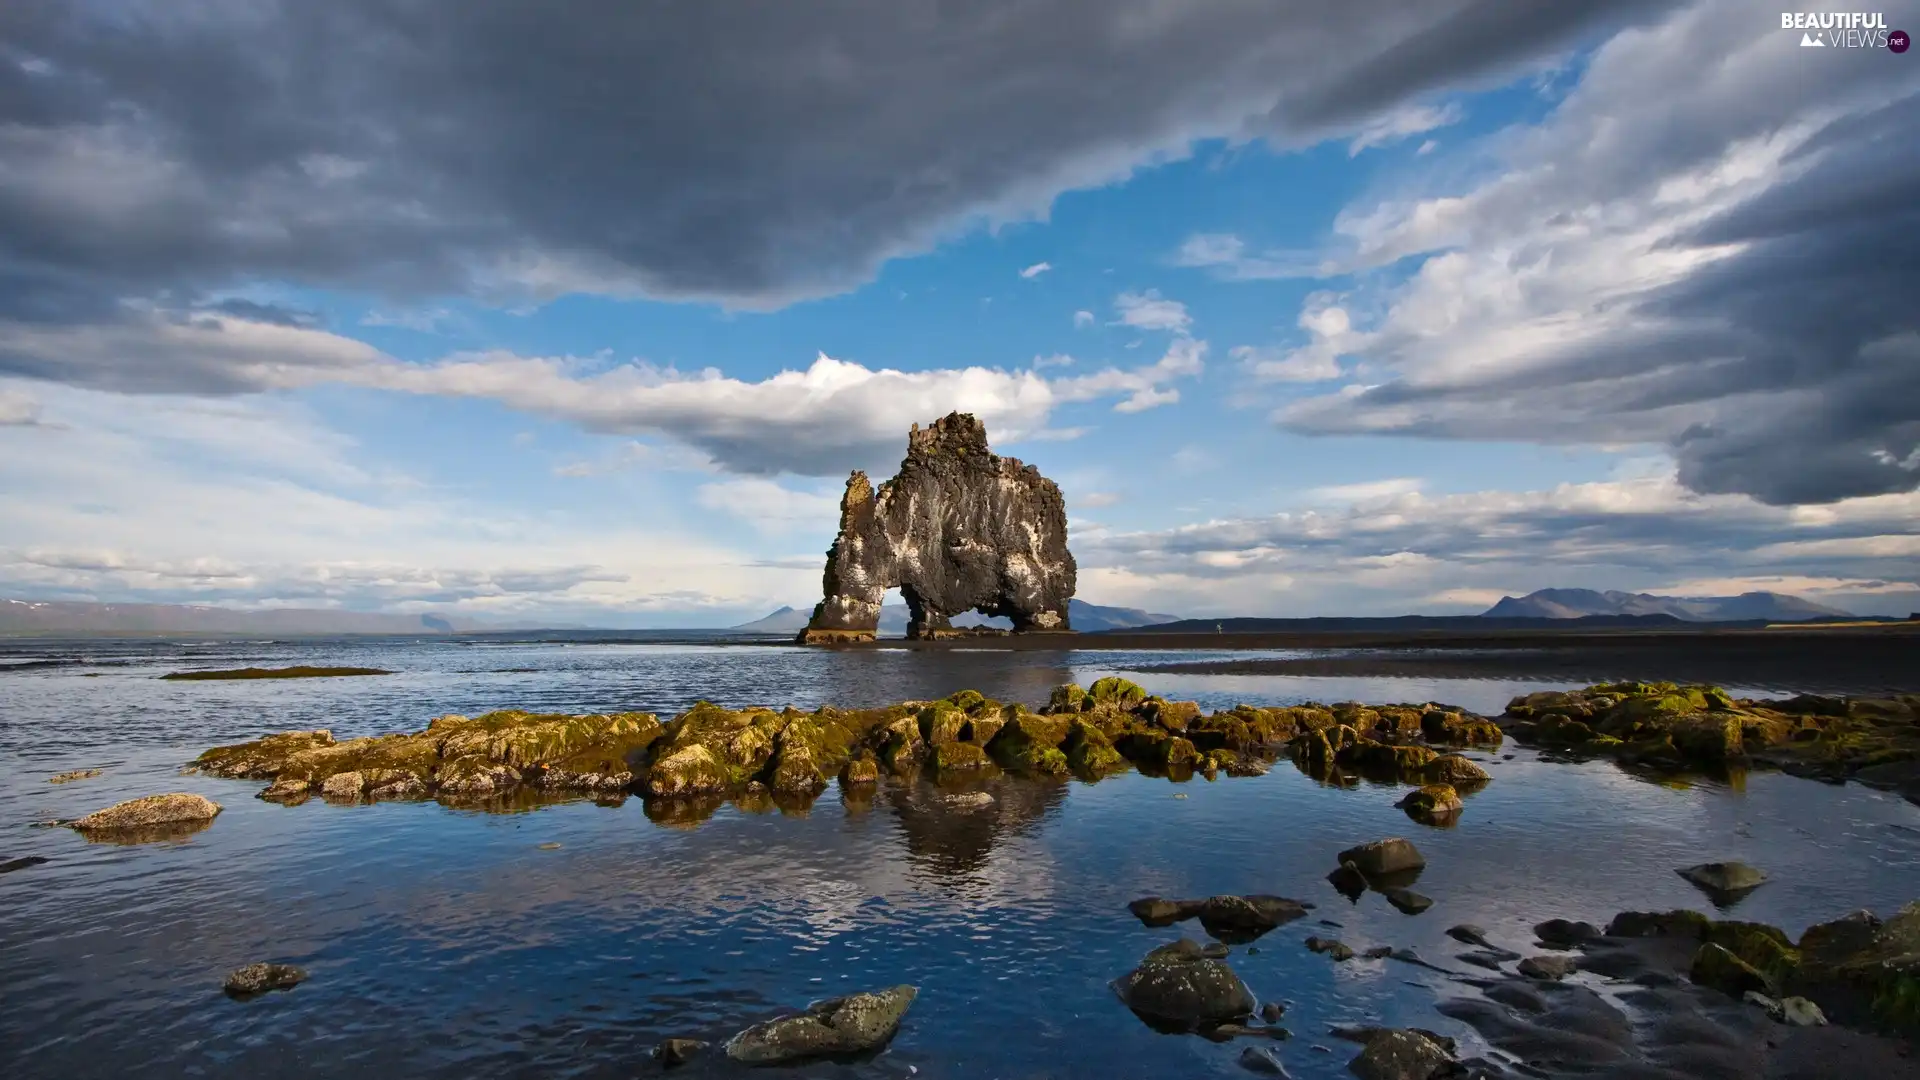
[3,637,1917,1078]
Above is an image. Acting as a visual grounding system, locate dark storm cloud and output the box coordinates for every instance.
[1270,2,1920,506]
[0,0,1654,340]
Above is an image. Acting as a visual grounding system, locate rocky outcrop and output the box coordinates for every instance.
[798,413,1076,641]
[192,681,1509,819]
[1500,683,1920,785]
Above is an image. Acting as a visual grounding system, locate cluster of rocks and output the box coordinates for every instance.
[1500,683,1920,801]
[1431,900,1920,1078]
[213,958,918,1068]
[1115,834,1919,1078]
[185,679,1504,822]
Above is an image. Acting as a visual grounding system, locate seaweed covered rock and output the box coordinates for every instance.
[223,962,307,998]
[1347,1028,1457,1080]
[1112,939,1256,1029]
[1793,903,1920,1033]
[1395,784,1463,825]
[725,985,918,1064]
[797,413,1075,641]
[1500,684,1920,779]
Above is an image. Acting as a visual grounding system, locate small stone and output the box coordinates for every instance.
[1129,897,1195,925]
[1676,862,1767,904]
[1518,955,1577,981]
[1337,838,1426,877]
[1239,1046,1291,1075]
[0,855,50,874]
[1305,937,1355,961]
[1534,918,1602,949]
[1201,942,1232,959]
[537,842,562,850]
[1261,1002,1287,1022]
[1776,996,1828,1026]
[942,791,995,809]
[1327,861,1368,901]
[223,962,307,998]
[652,1037,708,1066]
[1362,946,1394,960]
[1446,924,1492,947]
[1382,888,1432,915]
[49,769,102,784]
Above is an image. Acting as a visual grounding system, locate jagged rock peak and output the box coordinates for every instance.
[799,412,1076,642]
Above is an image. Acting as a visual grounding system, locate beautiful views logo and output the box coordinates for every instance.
[1780,11,1908,49]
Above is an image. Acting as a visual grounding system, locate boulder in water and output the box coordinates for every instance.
[724,985,917,1064]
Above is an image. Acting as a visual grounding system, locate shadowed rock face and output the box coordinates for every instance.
[799,413,1076,641]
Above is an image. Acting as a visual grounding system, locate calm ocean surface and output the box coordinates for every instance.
[3,636,1918,1079]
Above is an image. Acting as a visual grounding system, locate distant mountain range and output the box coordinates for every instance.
[1480,588,1851,622]
[0,599,534,636]
[732,597,1181,634]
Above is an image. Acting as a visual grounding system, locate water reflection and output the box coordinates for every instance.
[3,639,1918,1080]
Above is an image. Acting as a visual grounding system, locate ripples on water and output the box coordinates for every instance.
[3,637,1917,1078]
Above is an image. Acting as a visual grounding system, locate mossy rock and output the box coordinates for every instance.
[1139,699,1201,732]
[1064,721,1126,776]
[1030,747,1070,774]
[963,715,1006,746]
[879,717,926,769]
[1186,715,1253,752]
[1336,739,1437,775]
[986,713,1072,771]
[1046,683,1090,713]
[646,744,732,797]
[1423,754,1490,786]
[767,741,826,795]
[1691,942,1775,998]
[943,689,988,712]
[1704,921,1800,984]
[931,742,992,772]
[1375,707,1425,737]
[840,754,880,786]
[1606,909,1712,938]
[918,702,970,745]
[194,729,337,779]
[1088,677,1148,708]
[1396,784,1463,822]
[1670,713,1744,763]
[1200,749,1238,773]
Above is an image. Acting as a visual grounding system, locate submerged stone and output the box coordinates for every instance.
[1677,861,1768,904]
[725,984,918,1064]
[223,962,307,998]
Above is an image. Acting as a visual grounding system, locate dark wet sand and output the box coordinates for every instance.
[790,624,1920,696]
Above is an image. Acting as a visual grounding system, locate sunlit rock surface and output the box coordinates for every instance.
[798,412,1076,641]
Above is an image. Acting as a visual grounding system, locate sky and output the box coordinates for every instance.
[1,0,1917,626]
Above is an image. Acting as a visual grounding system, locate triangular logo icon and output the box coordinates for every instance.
[1800,31,1825,46]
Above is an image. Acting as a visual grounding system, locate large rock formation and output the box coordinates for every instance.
[798,412,1076,642]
